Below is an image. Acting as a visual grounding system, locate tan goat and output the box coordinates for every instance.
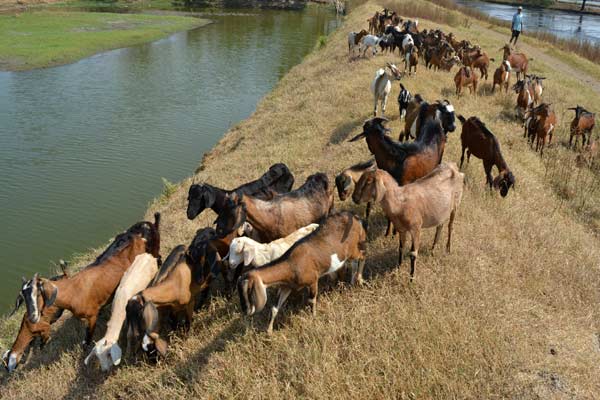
[352,163,464,280]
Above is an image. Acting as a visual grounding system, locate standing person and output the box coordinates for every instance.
[510,6,524,45]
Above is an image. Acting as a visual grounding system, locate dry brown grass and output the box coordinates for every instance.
[2,1,600,398]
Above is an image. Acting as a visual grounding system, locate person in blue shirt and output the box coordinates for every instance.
[510,6,524,45]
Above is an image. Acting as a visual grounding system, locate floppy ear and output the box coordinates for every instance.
[154,337,168,357]
[372,173,386,203]
[84,348,95,366]
[203,187,216,208]
[9,294,24,317]
[39,280,58,307]
[243,247,256,267]
[110,343,122,366]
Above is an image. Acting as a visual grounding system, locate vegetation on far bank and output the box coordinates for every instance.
[3,0,600,398]
[0,11,208,71]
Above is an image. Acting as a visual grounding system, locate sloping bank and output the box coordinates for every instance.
[2,0,600,398]
[0,11,210,71]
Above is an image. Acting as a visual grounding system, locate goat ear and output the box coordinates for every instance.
[39,280,58,307]
[154,337,168,357]
[9,294,24,317]
[84,348,95,366]
[110,344,122,366]
[243,248,255,267]
[372,174,386,203]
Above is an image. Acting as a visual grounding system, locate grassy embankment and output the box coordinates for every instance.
[2,0,600,398]
[0,11,209,71]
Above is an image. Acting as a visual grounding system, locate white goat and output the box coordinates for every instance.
[371,63,403,117]
[84,253,158,371]
[228,223,319,270]
[401,35,415,71]
[361,34,382,57]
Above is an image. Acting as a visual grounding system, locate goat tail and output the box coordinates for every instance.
[457,114,466,124]
[489,57,495,62]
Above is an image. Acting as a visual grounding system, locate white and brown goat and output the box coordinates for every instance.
[237,212,367,334]
[353,162,464,280]
[371,63,404,117]
[492,60,511,93]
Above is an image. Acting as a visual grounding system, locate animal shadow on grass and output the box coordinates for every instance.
[440,87,455,98]
[166,305,244,387]
[478,83,494,96]
[329,116,370,145]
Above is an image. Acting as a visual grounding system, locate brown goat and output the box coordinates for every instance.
[20,214,161,345]
[524,103,557,156]
[454,66,478,96]
[513,79,534,120]
[400,99,456,142]
[125,228,221,357]
[353,163,464,280]
[237,211,367,334]
[335,159,377,221]
[492,60,511,93]
[462,48,492,80]
[215,173,334,243]
[400,94,426,141]
[501,44,528,81]
[568,105,596,149]
[458,115,515,197]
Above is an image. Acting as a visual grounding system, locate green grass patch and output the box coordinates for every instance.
[0,11,209,71]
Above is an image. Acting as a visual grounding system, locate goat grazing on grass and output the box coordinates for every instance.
[227,223,319,275]
[501,44,528,81]
[3,274,66,373]
[454,66,478,97]
[237,211,367,334]
[187,163,294,220]
[371,63,403,117]
[361,34,382,57]
[336,159,377,223]
[348,30,368,56]
[215,173,333,243]
[513,79,534,120]
[568,105,596,149]
[20,214,161,345]
[401,99,456,142]
[492,60,511,93]
[524,103,557,156]
[352,162,464,280]
[125,228,222,357]
[84,253,159,371]
[458,115,515,197]
[439,55,461,72]
[397,83,412,120]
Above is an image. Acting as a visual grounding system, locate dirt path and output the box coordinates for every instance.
[479,23,600,95]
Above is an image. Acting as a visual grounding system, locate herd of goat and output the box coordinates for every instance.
[1,8,597,378]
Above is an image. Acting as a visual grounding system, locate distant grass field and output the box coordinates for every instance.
[0,11,208,71]
[2,0,600,398]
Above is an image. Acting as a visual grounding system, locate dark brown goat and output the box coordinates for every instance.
[186,163,294,220]
[125,228,221,357]
[351,114,455,186]
[237,211,367,334]
[568,105,596,149]
[20,214,161,345]
[524,103,557,156]
[458,115,515,197]
[215,173,334,243]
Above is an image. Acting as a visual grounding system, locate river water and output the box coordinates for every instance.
[454,0,600,42]
[0,6,339,314]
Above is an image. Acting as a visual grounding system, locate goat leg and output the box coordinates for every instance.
[432,225,443,251]
[447,211,456,253]
[409,229,421,281]
[308,281,318,317]
[385,219,393,236]
[267,288,292,335]
[84,315,97,346]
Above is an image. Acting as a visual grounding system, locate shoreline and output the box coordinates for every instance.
[465,0,600,16]
[0,11,211,72]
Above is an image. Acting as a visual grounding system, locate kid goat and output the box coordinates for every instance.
[237,211,367,334]
[84,253,159,371]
